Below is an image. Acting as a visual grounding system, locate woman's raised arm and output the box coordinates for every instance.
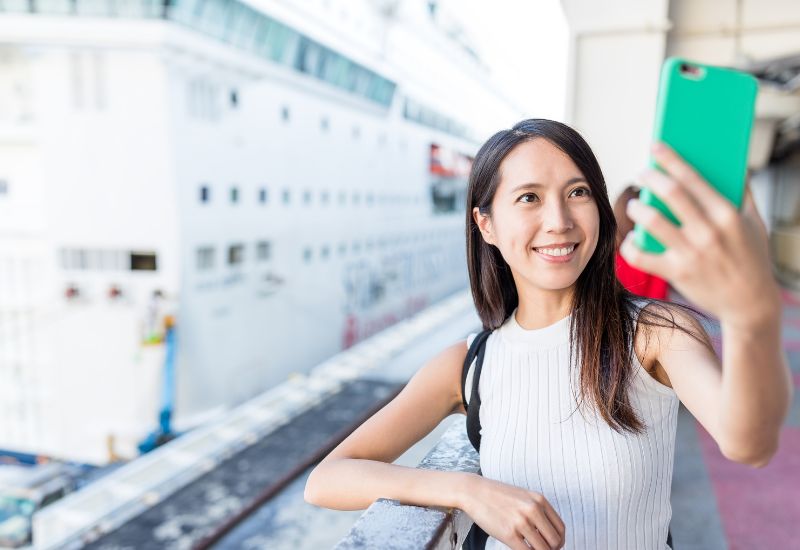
[622,142,793,466]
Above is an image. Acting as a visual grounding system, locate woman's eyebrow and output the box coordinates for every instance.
[509,177,587,194]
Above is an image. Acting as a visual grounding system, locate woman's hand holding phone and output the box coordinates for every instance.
[462,475,565,550]
[620,142,781,329]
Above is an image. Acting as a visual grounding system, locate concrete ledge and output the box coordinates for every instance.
[334,417,480,550]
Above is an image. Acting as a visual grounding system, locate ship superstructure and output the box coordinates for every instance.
[0,0,522,464]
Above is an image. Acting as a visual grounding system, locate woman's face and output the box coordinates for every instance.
[473,138,600,293]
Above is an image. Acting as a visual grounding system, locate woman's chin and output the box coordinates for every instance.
[529,275,580,292]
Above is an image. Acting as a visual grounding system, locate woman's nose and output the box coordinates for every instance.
[542,200,575,232]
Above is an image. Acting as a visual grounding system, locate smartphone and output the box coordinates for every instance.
[634,57,758,253]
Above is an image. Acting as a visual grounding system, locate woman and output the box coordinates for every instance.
[613,184,669,299]
[304,119,792,550]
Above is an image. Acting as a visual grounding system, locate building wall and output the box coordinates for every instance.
[560,0,800,205]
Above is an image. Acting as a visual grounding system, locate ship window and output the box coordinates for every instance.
[228,244,244,265]
[354,70,369,95]
[321,190,329,204]
[197,247,214,270]
[87,249,103,270]
[338,190,346,204]
[282,189,290,204]
[200,185,210,203]
[264,22,300,65]
[320,117,329,132]
[230,186,239,203]
[303,189,311,204]
[74,249,88,270]
[315,49,331,79]
[338,242,346,256]
[281,105,290,122]
[0,180,7,196]
[188,79,220,121]
[352,126,360,139]
[230,89,238,108]
[320,245,330,260]
[259,188,268,203]
[298,40,321,74]
[114,250,128,269]
[256,241,271,261]
[324,55,347,87]
[303,247,312,262]
[130,252,157,271]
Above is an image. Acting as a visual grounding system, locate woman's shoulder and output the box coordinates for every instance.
[424,337,471,416]
[633,298,710,342]
[632,298,712,387]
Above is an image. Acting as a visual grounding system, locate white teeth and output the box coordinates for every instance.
[535,245,575,257]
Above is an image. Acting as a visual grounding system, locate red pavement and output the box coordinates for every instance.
[696,426,800,549]
[691,287,800,549]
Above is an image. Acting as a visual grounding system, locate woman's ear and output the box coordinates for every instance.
[473,206,496,246]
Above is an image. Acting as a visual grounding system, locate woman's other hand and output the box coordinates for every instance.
[461,475,565,550]
[620,141,781,329]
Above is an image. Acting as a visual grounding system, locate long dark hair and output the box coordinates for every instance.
[466,119,711,434]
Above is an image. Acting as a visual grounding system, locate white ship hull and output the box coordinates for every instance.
[0,0,522,464]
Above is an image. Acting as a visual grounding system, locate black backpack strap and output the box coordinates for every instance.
[461,329,491,453]
[461,331,485,410]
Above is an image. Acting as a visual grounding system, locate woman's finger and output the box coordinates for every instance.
[742,183,769,238]
[651,142,731,212]
[538,496,566,544]
[742,182,756,214]
[637,168,707,233]
[516,523,550,550]
[526,507,563,549]
[626,198,687,251]
[619,230,671,277]
[506,536,531,550]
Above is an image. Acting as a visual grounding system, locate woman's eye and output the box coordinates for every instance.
[570,187,592,198]
[519,193,538,203]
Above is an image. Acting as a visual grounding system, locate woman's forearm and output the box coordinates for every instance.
[304,458,475,511]
[719,298,794,463]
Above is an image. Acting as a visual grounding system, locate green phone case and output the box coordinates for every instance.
[634,57,758,253]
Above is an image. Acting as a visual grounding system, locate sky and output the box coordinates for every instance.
[450,0,570,121]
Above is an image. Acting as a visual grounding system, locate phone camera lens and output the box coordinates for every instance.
[680,63,700,77]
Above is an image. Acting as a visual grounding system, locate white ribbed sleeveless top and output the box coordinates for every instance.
[465,300,678,550]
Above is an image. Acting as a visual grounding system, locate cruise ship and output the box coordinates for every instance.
[0,0,523,465]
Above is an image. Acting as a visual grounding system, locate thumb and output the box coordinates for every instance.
[741,183,768,237]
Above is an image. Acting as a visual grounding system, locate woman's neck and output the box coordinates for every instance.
[515,288,575,330]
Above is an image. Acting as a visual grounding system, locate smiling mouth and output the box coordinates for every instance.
[533,243,579,257]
